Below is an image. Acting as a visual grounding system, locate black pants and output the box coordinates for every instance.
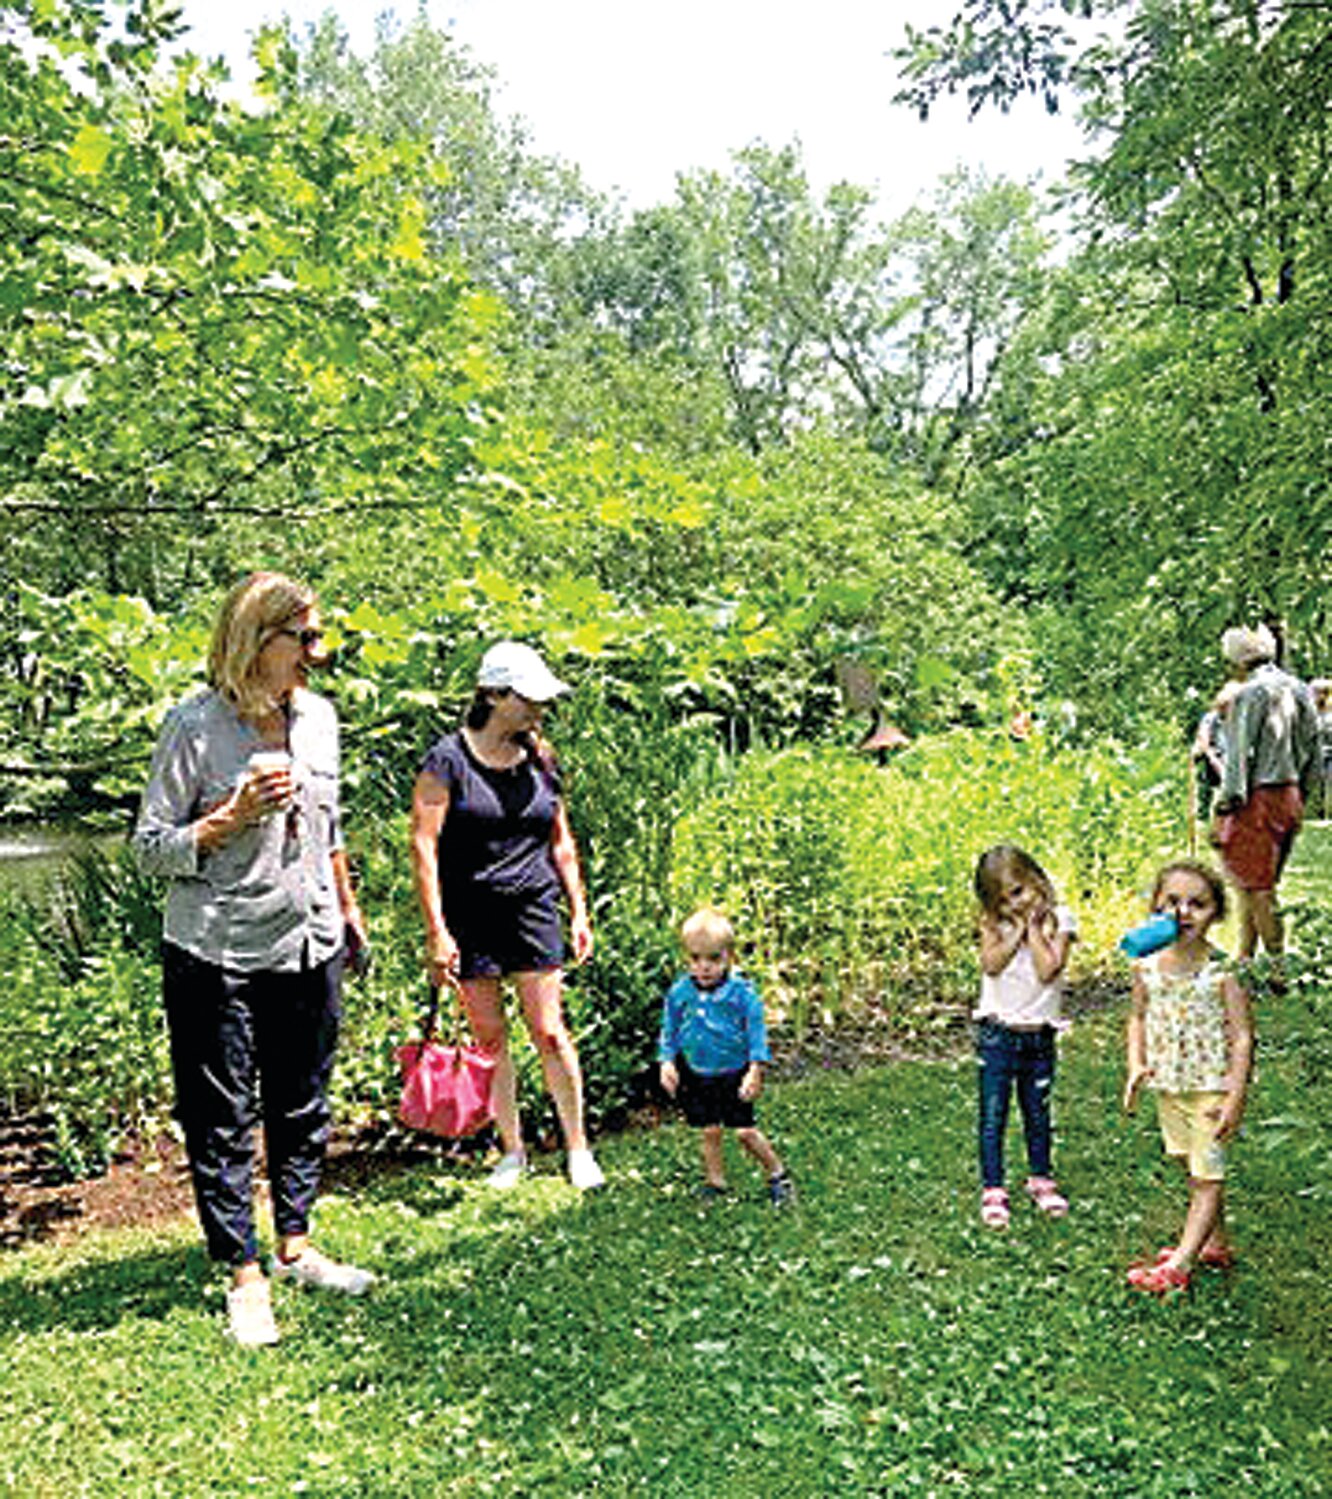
[162,942,342,1265]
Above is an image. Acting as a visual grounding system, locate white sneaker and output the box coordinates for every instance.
[272,1246,375,1296]
[568,1148,605,1191]
[226,1278,280,1346]
[488,1151,527,1190]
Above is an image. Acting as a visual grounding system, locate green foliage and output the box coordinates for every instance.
[0,582,210,808]
[292,8,605,341]
[908,1,1332,727]
[670,728,1185,1033]
[0,855,169,1175]
[1,988,1330,1495]
[2,0,500,603]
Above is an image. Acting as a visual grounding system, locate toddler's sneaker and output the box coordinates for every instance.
[488,1151,528,1190]
[226,1278,280,1346]
[980,1186,1010,1229]
[768,1171,796,1208]
[568,1148,605,1190]
[273,1246,375,1295]
[1023,1176,1069,1217]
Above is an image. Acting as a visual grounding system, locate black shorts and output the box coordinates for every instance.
[677,1058,755,1129]
[448,885,565,980]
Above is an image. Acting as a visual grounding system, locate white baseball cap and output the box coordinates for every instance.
[476,640,569,701]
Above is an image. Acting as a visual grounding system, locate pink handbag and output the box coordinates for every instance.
[394,983,496,1139]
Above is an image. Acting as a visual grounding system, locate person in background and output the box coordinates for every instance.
[134,572,373,1348]
[1191,680,1240,824]
[1213,625,1320,964]
[658,907,794,1206]
[972,844,1077,1229]
[1310,677,1332,820]
[1123,860,1252,1295]
[410,641,603,1191]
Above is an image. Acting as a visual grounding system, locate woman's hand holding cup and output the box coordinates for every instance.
[244,750,294,821]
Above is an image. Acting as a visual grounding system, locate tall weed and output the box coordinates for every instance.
[670,728,1187,1032]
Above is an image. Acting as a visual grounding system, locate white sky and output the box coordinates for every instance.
[179,0,1090,219]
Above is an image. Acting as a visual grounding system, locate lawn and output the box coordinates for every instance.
[3,958,1330,1498]
[4,833,1332,1496]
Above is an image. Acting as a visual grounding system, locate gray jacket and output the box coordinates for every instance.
[1218,663,1320,810]
[134,687,345,972]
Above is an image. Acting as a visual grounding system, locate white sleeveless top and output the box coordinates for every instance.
[974,904,1077,1030]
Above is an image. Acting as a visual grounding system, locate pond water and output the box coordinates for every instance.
[0,824,127,898]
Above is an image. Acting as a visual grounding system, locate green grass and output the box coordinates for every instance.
[1288,820,1332,909]
[3,978,1331,1498]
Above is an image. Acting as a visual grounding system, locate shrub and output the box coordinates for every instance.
[669,727,1187,1035]
[0,877,170,1177]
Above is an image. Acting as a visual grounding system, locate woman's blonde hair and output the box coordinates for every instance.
[681,907,736,951]
[208,572,316,721]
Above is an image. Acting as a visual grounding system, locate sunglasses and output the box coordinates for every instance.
[276,626,325,650]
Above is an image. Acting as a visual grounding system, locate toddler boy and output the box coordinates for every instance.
[658,908,794,1206]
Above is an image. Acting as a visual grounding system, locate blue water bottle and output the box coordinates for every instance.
[1118,912,1178,958]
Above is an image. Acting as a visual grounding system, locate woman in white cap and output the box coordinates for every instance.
[409,641,603,1189]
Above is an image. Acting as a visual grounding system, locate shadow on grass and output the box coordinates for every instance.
[0,1242,210,1336]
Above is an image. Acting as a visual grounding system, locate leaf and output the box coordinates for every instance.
[68,124,113,177]
[567,621,614,655]
[914,656,955,690]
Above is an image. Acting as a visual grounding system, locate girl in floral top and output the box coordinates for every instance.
[1123,860,1254,1294]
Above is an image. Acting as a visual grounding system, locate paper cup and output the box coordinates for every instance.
[248,750,294,811]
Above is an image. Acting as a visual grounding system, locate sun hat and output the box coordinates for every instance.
[476,641,569,701]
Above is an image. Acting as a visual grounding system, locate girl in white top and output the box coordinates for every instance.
[973,845,1078,1229]
[1124,860,1253,1294]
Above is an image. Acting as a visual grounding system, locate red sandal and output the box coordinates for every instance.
[1127,1259,1191,1294]
[1154,1244,1235,1270]
[980,1187,1010,1229]
[1023,1176,1069,1217]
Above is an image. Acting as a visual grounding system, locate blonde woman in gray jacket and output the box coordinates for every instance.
[135,572,372,1346]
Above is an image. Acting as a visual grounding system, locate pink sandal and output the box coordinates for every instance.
[1155,1244,1235,1270]
[1023,1176,1069,1217]
[980,1187,1010,1228]
[1127,1259,1191,1295]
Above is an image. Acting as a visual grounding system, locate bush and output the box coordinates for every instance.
[669,727,1187,1036]
[0,716,1194,1177]
[0,870,170,1177]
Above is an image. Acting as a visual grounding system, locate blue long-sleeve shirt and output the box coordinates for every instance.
[658,971,771,1076]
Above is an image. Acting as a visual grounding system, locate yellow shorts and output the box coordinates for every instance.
[1156,1091,1227,1181]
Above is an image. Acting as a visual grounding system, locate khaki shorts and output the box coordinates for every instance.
[1156,1091,1227,1181]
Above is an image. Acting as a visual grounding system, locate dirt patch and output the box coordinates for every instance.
[0,1122,488,1253]
[0,1124,196,1251]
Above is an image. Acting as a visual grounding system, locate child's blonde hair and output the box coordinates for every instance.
[681,906,735,950]
[1149,859,1228,920]
[973,844,1055,917]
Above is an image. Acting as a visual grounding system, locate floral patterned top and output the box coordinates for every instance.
[1137,951,1230,1093]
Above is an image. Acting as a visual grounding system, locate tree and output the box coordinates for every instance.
[291,8,608,345]
[900,1,1332,721]
[1,0,499,604]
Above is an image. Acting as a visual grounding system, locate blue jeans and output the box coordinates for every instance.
[976,1020,1056,1190]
